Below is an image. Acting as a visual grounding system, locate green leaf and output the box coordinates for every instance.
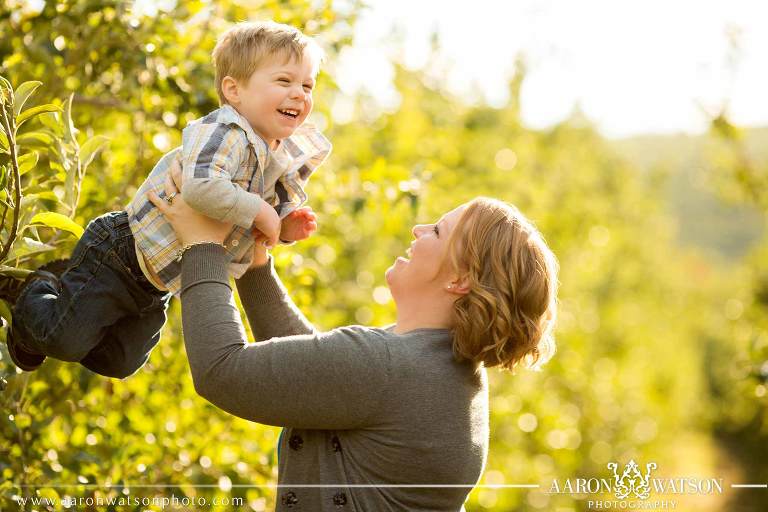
[13,81,43,117]
[63,93,78,148]
[16,130,55,148]
[0,266,31,279]
[0,298,12,327]
[29,211,84,237]
[23,191,59,202]
[15,104,62,131]
[0,128,8,154]
[39,111,63,137]
[79,136,109,169]
[3,237,56,262]
[0,76,12,97]
[18,151,39,176]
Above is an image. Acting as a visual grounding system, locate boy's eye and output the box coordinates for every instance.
[433,225,440,236]
[277,78,290,83]
[303,84,313,91]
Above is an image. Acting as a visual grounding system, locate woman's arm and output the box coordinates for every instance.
[180,243,391,430]
[235,257,314,340]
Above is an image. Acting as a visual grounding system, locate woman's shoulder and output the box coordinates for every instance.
[317,325,458,365]
[321,324,450,339]
[316,325,479,377]
[318,324,392,342]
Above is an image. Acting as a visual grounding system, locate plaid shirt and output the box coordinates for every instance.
[126,105,331,295]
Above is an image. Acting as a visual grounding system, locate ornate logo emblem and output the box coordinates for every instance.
[607,459,658,500]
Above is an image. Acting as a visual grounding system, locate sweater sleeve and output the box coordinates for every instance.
[180,244,391,430]
[234,257,314,340]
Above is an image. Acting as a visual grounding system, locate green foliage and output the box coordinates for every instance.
[1,1,766,511]
[0,75,106,330]
[691,112,768,511]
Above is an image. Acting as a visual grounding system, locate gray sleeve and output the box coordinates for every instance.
[180,244,391,430]
[234,257,315,340]
[180,123,263,229]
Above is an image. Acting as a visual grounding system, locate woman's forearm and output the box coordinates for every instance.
[178,243,389,429]
[178,243,248,398]
[235,257,314,340]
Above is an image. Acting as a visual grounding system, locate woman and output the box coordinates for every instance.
[148,179,558,511]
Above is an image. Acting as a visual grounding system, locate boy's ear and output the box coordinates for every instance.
[221,76,239,104]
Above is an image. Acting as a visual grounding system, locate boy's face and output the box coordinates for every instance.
[226,52,317,148]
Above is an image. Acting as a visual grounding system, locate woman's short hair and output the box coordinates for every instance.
[447,197,559,371]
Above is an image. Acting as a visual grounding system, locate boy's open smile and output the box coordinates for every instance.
[224,52,317,148]
[278,108,300,118]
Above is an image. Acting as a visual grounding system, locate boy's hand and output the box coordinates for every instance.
[252,200,281,248]
[280,207,318,242]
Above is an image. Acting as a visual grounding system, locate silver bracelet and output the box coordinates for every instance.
[175,241,224,262]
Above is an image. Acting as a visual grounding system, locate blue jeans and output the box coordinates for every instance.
[13,211,170,378]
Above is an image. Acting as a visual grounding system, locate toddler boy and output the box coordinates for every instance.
[8,21,331,377]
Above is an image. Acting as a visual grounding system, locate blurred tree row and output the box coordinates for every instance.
[700,113,768,511]
[1,1,766,511]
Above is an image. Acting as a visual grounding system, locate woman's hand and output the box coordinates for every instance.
[147,173,232,246]
[248,229,270,268]
[251,198,281,249]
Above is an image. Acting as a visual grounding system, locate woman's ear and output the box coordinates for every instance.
[221,76,240,105]
[446,276,470,295]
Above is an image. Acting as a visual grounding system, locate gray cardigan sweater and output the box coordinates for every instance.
[180,244,489,511]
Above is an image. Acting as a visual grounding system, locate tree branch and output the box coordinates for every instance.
[0,104,21,263]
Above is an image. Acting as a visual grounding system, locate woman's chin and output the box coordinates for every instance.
[385,258,408,286]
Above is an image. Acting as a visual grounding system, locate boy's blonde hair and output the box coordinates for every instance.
[447,197,559,372]
[212,21,324,104]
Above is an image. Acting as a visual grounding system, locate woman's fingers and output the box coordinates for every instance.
[147,190,167,213]
[169,157,184,190]
[251,229,274,249]
[164,173,178,197]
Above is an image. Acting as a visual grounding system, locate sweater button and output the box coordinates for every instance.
[331,436,342,453]
[281,491,299,507]
[333,492,347,506]
[231,239,239,247]
[288,434,304,451]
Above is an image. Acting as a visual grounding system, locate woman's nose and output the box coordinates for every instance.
[412,224,428,238]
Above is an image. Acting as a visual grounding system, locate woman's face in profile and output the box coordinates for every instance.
[385,204,467,296]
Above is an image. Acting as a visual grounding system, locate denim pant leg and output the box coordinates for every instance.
[81,294,170,378]
[13,212,169,378]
